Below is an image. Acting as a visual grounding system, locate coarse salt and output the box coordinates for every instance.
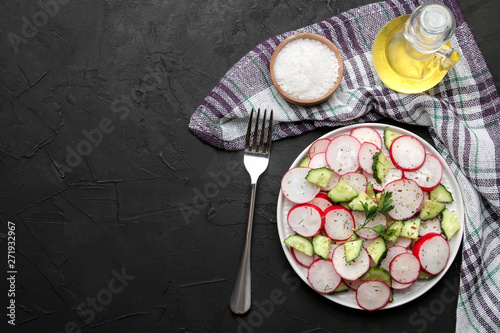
[273,38,340,101]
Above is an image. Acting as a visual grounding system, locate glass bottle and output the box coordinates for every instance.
[372,2,460,94]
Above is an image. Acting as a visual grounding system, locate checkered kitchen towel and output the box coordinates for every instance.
[189,0,500,331]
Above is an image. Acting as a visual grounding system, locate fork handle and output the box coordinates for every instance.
[229,182,257,314]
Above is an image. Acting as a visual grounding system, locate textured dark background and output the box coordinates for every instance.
[0,0,498,332]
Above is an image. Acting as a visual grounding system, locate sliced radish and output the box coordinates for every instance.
[308,138,331,158]
[392,280,414,290]
[308,152,328,169]
[389,252,420,284]
[281,167,321,203]
[418,217,442,237]
[404,154,443,191]
[363,172,383,192]
[382,161,403,183]
[356,281,391,311]
[323,205,355,241]
[413,233,450,275]
[339,172,368,194]
[358,142,381,174]
[325,135,361,176]
[350,127,382,149]
[332,244,370,281]
[308,193,333,211]
[383,179,424,220]
[389,135,426,171]
[380,245,407,271]
[362,238,376,249]
[368,257,376,268]
[363,164,403,192]
[386,236,412,249]
[287,204,323,237]
[292,247,315,267]
[321,172,340,191]
[307,259,342,293]
[328,242,339,260]
[351,211,387,240]
[344,279,364,291]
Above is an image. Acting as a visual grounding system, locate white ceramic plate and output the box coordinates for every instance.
[276,123,464,310]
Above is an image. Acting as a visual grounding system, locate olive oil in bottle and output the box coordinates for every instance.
[373,3,460,94]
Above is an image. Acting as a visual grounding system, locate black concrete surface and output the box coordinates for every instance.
[0,0,498,332]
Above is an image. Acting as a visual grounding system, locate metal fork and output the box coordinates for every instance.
[229,108,273,315]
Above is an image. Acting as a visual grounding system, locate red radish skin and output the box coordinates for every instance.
[325,135,361,176]
[413,233,450,275]
[292,247,315,268]
[389,135,426,171]
[281,167,321,204]
[308,138,331,158]
[380,245,408,271]
[383,179,424,220]
[404,154,443,191]
[323,205,355,241]
[287,204,324,237]
[389,252,421,284]
[307,259,342,294]
[358,142,381,174]
[350,127,383,149]
[356,281,391,311]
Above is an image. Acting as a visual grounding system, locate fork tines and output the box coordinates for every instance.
[245,109,273,154]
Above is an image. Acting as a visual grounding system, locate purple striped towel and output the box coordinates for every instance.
[189,0,500,331]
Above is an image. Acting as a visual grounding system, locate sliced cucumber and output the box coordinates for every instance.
[418,270,435,280]
[306,167,334,188]
[419,199,446,220]
[366,182,377,201]
[441,208,460,240]
[299,156,310,167]
[360,266,392,288]
[430,184,454,203]
[312,234,332,260]
[400,218,421,239]
[332,281,350,293]
[366,236,388,266]
[348,191,378,212]
[372,152,391,184]
[344,239,364,263]
[339,202,350,210]
[384,220,404,242]
[384,127,400,150]
[327,180,358,203]
[284,235,313,256]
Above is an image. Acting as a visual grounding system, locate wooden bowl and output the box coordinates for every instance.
[269,32,344,106]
